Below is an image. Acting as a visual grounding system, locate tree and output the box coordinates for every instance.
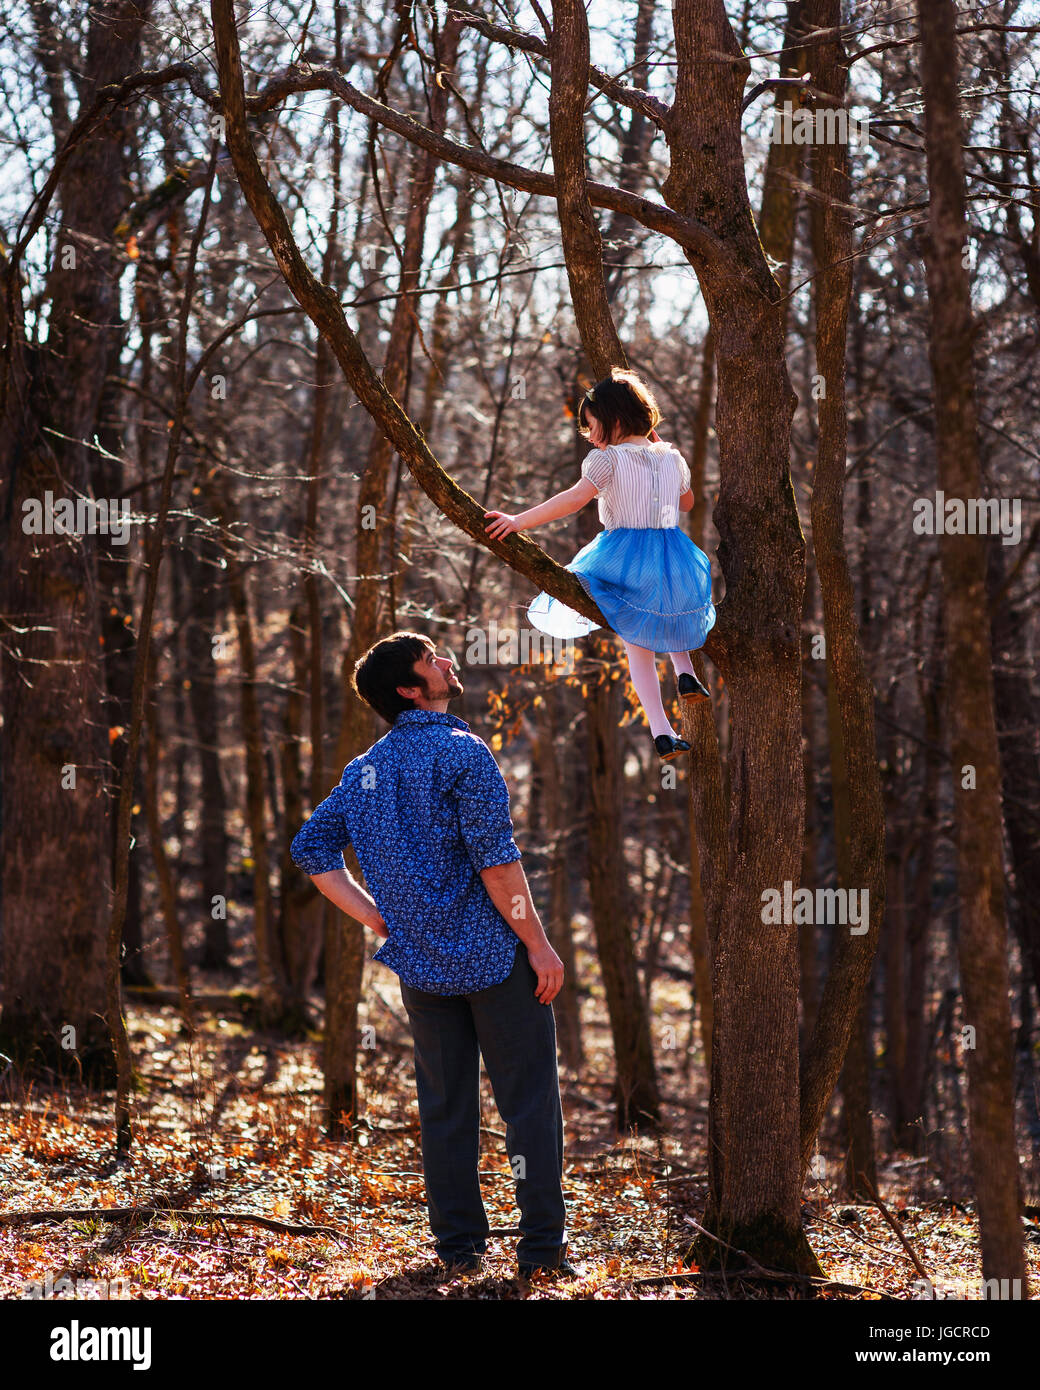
[915,0,1027,1290]
[209,0,819,1268]
[799,0,886,1196]
[0,0,153,1081]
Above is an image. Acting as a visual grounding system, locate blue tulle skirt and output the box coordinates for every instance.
[527,526,716,654]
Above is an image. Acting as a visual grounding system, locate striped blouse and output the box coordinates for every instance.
[581,440,692,531]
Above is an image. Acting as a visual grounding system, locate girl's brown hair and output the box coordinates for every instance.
[577,368,662,443]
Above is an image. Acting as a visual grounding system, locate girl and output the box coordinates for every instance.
[485,368,716,761]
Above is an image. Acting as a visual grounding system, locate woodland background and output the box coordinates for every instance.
[0,0,1039,1301]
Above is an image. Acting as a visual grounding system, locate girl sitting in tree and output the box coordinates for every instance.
[485,368,716,761]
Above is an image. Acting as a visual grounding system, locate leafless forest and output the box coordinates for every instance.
[1,0,1039,1316]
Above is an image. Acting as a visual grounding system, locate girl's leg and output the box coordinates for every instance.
[668,650,695,678]
[622,641,674,739]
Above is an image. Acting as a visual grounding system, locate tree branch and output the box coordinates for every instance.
[447,4,673,128]
[0,1207,346,1240]
[209,0,608,630]
[548,0,627,375]
[2,62,214,416]
[244,66,726,265]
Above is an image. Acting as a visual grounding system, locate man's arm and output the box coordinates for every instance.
[290,785,388,938]
[480,860,563,1004]
[308,867,389,939]
[451,738,564,1004]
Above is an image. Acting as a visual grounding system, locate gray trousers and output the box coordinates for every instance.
[398,944,568,1267]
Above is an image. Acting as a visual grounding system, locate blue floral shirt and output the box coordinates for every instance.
[290,709,521,994]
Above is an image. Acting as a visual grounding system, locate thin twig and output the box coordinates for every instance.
[857,1172,931,1279]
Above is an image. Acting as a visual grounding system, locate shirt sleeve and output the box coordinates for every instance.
[581,447,615,494]
[290,785,352,875]
[452,738,523,873]
[676,451,692,492]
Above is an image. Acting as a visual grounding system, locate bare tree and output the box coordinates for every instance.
[915,0,1027,1289]
[0,0,153,1081]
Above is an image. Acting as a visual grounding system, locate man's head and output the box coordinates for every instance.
[352,631,463,724]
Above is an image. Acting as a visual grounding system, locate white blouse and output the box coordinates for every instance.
[581,440,692,531]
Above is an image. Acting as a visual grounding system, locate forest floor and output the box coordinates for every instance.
[2,962,1038,1302]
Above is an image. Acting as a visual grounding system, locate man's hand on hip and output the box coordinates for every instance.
[308,867,388,938]
[526,942,564,1004]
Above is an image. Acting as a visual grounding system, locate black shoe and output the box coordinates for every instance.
[437,1254,483,1275]
[677,670,711,703]
[654,733,691,761]
[517,1258,580,1280]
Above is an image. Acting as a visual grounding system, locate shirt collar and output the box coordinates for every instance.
[393,708,471,732]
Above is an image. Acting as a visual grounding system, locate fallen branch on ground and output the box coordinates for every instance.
[632,1269,897,1298]
[857,1171,931,1280]
[0,1207,346,1241]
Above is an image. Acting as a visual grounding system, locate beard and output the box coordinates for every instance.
[419,668,462,701]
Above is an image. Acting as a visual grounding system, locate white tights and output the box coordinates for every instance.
[623,641,696,739]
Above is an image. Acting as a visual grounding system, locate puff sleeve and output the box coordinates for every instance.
[676,452,692,492]
[581,448,615,493]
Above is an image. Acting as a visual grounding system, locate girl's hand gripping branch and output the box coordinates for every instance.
[485,478,598,540]
[484,510,522,540]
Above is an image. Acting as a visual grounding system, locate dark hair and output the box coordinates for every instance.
[577,367,661,443]
[352,630,435,724]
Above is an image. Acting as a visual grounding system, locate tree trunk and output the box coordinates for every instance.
[685,803,713,1073]
[585,643,660,1128]
[96,365,148,985]
[323,896,365,1139]
[757,1,809,312]
[202,463,288,1025]
[841,997,877,1196]
[826,631,877,1196]
[685,330,715,1068]
[0,0,150,1082]
[987,539,1040,1012]
[665,0,813,1273]
[916,0,1027,1290]
[278,602,315,1012]
[228,550,288,1025]
[144,639,194,1034]
[797,0,886,1180]
[888,640,940,1152]
[547,0,660,1129]
[534,684,583,1071]
[799,561,820,1052]
[185,535,231,970]
[333,12,465,769]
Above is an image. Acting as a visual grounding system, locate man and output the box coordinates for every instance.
[290,630,575,1279]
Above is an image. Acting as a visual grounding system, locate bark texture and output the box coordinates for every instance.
[916,0,1026,1288]
[0,1,151,1081]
